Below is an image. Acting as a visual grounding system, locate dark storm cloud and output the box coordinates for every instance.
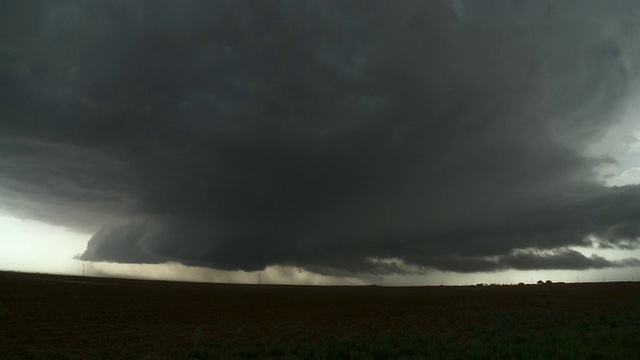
[0,136,132,231]
[4,1,640,275]
[499,249,640,271]
[427,249,640,273]
[78,221,166,264]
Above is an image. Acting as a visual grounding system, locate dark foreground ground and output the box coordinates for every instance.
[1,271,640,359]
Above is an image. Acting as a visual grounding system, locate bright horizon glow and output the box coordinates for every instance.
[0,215,88,275]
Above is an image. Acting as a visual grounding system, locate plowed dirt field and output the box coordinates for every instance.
[1,271,639,358]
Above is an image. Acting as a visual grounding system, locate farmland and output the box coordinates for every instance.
[1,271,639,359]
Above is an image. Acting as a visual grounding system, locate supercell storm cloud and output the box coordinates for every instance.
[3,1,640,276]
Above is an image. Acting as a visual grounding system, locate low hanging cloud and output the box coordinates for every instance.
[4,1,640,276]
[500,249,640,271]
[432,248,640,274]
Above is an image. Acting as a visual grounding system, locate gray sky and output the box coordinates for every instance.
[2,0,640,284]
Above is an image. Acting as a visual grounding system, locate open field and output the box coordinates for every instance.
[1,271,640,359]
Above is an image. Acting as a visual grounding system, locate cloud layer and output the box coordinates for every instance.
[3,0,640,275]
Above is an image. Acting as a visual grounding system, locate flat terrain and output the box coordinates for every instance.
[1,271,640,358]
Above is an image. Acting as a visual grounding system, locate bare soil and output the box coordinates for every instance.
[1,271,639,357]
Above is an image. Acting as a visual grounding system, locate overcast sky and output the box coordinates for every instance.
[3,1,640,285]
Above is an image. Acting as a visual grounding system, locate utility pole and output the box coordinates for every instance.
[82,264,85,277]
[258,273,261,285]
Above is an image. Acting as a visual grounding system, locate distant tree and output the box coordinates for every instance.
[545,280,553,284]
[518,282,525,286]
[537,280,544,285]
